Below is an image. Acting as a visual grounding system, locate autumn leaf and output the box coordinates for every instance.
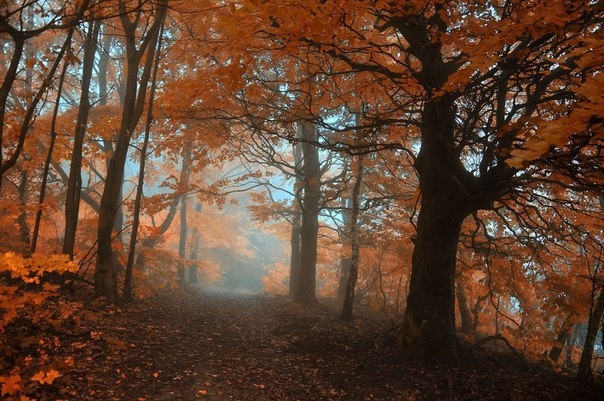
[0,372,23,396]
[31,369,61,385]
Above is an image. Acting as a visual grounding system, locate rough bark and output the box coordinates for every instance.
[289,211,302,296]
[338,257,352,303]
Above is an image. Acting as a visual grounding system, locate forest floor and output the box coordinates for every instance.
[10,288,604,401]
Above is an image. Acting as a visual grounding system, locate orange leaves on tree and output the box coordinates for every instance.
[0,253,85,401]
[0,252,78,285]
[0,252,80,331]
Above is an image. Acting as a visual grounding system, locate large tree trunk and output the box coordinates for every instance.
[400,195,467,360]
[294,120,321,305]
[399,96,473,361]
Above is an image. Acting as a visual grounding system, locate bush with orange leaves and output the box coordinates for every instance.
[0,252,80,400]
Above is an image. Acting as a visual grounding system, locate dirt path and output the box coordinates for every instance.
[95,291,390,400]
[53,290,598,401]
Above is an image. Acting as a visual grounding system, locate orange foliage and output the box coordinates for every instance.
[0,253,82,400]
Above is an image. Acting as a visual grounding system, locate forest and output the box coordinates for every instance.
[0,0,603,400]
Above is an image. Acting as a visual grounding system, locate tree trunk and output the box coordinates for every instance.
[31,32,73,253]
[124,26,164,300]
[399,96,472,361]
[577,287,604,384]
[0,12,83,182]
[188,218,200,284]
[178,193,188,286]
[577,198,604,384]
[95,0,167,301]
[289,211,302,296]
[289,141,303,297]
[337,196,352,303]
[548,315,573,363]
[95,29,137,301]
[341,155,364,321]
[456,273,474,333]
[338,255,352,302]
[17,10,34,257]
[17,169,31,257]
[0,37,24,188]
[178,145,192,286]
[63,20,99,258]
[294,120,321,305]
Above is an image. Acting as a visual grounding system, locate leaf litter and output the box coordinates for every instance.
[3,289,602,400]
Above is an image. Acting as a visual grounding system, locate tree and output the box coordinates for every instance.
[341,154,364,320]
[63,19,100,258]
[214,0,603,360]
[177,148,192,286]
[95,0,167,301]
[577,196,604,384]
[289,141,303,297]
[295,119,322,304]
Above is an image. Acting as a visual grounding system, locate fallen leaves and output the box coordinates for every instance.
[1,289,598,400]
[31,369,61,385]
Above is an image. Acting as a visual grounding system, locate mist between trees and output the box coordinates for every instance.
[0,0,603,396]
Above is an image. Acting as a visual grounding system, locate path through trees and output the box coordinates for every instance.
[8,290,596,401]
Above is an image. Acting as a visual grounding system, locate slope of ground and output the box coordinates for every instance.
[7,289,603,400]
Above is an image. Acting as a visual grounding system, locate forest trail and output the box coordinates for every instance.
[36,290,599,401]
[85,290,389,401]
